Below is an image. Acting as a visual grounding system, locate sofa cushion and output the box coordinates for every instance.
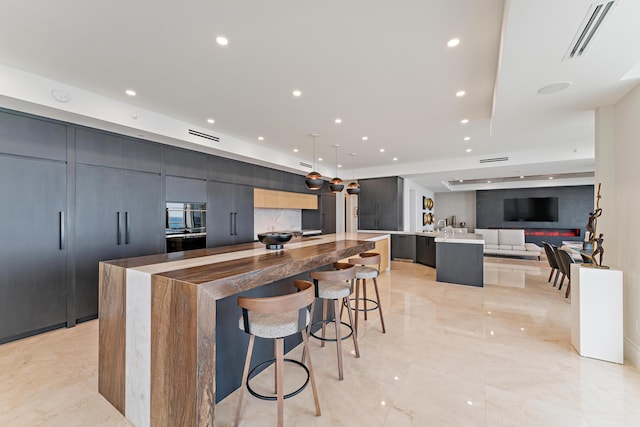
[512,245,527,251]
[498,229,525,246]
[498,244,513,250]
[476,229,498,246]
[486,244,499,249]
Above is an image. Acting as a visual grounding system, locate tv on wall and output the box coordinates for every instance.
[504,197,559,222]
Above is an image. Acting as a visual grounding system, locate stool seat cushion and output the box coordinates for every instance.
[239,309,310,339]
[355,266,378,279]
[317,280,352,299]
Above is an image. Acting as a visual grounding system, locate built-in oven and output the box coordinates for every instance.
[165,202,207,253]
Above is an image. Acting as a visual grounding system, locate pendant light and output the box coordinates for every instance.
[346,152,360,195]
[329,144,344,193]
[305,133,324,190]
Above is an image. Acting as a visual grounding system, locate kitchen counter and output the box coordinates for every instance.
[98,234,377,427]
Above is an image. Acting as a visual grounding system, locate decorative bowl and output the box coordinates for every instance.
[257,232,293,250]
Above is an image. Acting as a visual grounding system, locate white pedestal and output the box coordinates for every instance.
[570,264,623,364]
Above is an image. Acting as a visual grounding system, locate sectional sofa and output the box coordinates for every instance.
[474,228,542,260]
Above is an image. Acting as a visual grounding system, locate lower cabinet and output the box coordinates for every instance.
[76,165,163,321]
[391,234,416,261]
[416,235,436,268]
[207,181,254,247]
[0,155,68,343]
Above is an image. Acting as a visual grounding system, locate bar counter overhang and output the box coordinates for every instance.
[98,234,376,427]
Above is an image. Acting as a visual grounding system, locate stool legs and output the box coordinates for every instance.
[334,299,344,380]
[275,338,285,427]
[354,278,386,334]
[235,335,255,427]
[301,332,321,417]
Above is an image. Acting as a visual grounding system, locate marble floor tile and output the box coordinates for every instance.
[2,257,640,426]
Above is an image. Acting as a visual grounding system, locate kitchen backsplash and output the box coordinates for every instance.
[254,208,301,240]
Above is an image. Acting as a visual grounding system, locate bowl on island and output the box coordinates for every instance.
[257,231,293,250]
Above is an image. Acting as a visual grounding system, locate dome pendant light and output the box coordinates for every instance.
[305,133,324,190]
[346,152,361,195]
[329,144,344,193]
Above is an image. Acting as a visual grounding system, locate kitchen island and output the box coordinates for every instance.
[98,233,381,427]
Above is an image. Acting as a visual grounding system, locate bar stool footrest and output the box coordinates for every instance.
[344,297,379,312]
[309,319,353,342]
[247,358,309,401]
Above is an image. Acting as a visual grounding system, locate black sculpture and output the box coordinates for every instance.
[584,183,609,269]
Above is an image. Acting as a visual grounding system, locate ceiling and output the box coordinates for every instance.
[1,0,639,192]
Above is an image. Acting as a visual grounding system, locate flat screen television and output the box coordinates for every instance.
[504,197,558,222]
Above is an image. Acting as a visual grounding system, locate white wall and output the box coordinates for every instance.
[403,178,434,231]
[596,83,640,367]
[434,191,477,231]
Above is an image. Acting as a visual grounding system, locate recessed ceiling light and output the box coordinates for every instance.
[215,36,229,46]
[456,90,466,97]
[258,136,264,141]
[338,164,342,168]
[335,118,342,124]
[292,90,302,97]
[447,38,460,47]
[520,175,525,179]
[459,179,463,183]
[362,136,368,141]
[207,118,215,124]
[549,176,554,179]
[466,148,472,153]
[487,180,491,183]
[461,118,469,124]
[293,148,299,153]
[537,81,571,95]
[125,89,136,97]
[379,148,385,152]
[318,157,323,161]
[464,136,470,141]
[393,157,398,161]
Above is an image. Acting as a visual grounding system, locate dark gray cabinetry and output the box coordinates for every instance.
[416,235,436,268]
[391,234,416,261]
[0,155,68,343]
[166,176,207,203]
[76,165,163,321]
[207,181,254,247]
[321,194,336,234]
[358,177,404,230]
[0,110,67,161]
[210,157,254,185]
[163,146,208,179]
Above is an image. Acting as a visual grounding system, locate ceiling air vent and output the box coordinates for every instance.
[564,0,617,60]
[188,129,220,142]
[299,161,312,169]
[479,156,509,164]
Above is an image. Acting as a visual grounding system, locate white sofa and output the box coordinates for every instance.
[474,229,542,260]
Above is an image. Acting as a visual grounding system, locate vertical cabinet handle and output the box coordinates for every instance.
[229,212,234,236]
[117,212,121,245]
[59,211,65,250]
[234,212,238,235]
[125,212,130,244]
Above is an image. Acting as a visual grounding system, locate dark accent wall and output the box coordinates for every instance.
[476,185,594,246]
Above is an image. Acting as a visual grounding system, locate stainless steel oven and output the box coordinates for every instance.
[165,202,207,252]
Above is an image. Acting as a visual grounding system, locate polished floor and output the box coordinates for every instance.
[2,258,640,426]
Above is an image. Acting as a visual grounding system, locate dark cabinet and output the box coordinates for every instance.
[358,177,404,231]
[416,235,436,268]
[321,194,337,234]
[391,234,416,261]
[164,146,208,179]
[0,155,68,343]
[76,165,163,321]
[0,110,67,161]
[207,181,254,247]
[166,176,207,203]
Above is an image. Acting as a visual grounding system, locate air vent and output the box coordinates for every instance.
[299,161,312,169]
[564,1,616,60]
[188,129,220,142]
[479,156,509,164]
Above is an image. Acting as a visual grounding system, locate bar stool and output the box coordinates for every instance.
[347,253,386,334]
[235,280,320,427]
[308,263,359,381]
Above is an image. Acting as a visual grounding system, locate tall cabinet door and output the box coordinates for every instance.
[321,194,337,234]
[123,170,164,258]
[0,156,67,342]
[207,181,236,247]
[233,184,254,244]
[76,164,123,321]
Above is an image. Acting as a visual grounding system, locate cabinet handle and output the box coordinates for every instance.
[59,211,65,250]
[125,212,130,244]
[117,212,121,245]
[230,213,234,236]
[234,212,238,235]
